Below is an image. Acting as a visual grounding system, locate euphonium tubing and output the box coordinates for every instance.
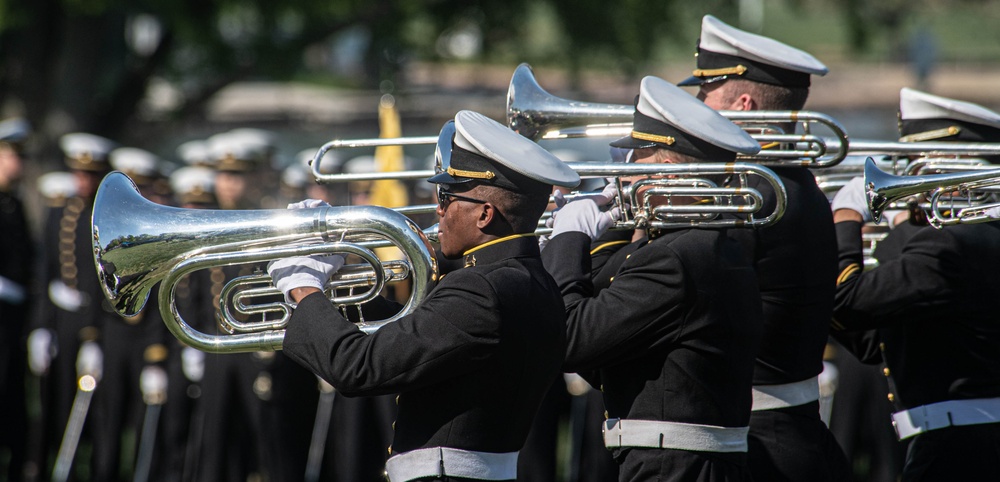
[92,171,438,353]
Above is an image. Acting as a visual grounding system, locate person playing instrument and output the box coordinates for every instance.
[677,15,851,481]
[830,89,1000,481]
[268,109,580,482]
[542,75,763,481]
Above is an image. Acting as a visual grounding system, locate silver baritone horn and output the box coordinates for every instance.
[865,157,1000,227]
[311,121,788,230]
[308,63,850,181]
[92,172,438,353]
[506,63,850,168]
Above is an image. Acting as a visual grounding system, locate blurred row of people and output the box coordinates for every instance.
[0,122,440,481]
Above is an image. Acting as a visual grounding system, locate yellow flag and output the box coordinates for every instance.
[371,94,409,263]
[370,94,409,209]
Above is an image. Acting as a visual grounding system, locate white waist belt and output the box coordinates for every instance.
[602,418,749,453]
[892,397,1000,440]
[752,376,820,411]
[384,447,518,482]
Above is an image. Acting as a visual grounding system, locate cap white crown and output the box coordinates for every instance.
[60,133,116,160]
[638,76,760,155]
[37,172,78,199]
[176,139,210,166]
[899,88,1000,128]
[454,110,580,188]
[110,147,160,177]
[170,166,216,195]
[699,15,828,77]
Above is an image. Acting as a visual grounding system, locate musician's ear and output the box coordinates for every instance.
[475,202,496,229]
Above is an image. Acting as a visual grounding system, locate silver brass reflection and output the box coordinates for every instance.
[92,172,438,353]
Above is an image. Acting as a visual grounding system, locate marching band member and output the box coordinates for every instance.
[678,15,850,481]
[831,89,1000,481]
[0,117,32,480]
[270,110,580,482]
[542,76,763,481]
[30,132,117,478]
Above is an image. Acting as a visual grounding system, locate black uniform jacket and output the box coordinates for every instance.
[728,167,838,386]
[832,220,1000,410]
[283,236,566,455]
[541,229,763,430]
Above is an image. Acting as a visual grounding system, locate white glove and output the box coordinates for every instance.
[267,255,345,303]
[0,275,26,304]
[140,365,168,404]
[181,346,205,382]
[552,182,619,209]
[550,199,622,241]
[985,206,1000,220]
[287,198,331,210]
[27,328,54,376]
[76,340,103,381]
[831,176,874,223]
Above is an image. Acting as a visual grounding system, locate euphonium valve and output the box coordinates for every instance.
[92,172,438,353]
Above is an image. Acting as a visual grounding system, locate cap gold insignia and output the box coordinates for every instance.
[446,166,495,180]
[631,131,675,145]
[692,65,748,77]
[899,126,961,143]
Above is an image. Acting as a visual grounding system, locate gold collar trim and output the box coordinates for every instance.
[463,232,538,256]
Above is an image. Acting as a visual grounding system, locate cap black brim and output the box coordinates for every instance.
[676,75,704,87]
[609,135,658,150]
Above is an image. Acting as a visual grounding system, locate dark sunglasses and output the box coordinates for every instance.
[436,185,487,207]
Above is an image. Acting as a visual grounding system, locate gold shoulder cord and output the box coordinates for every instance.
[58,197,86,290]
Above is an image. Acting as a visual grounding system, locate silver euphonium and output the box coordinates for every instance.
[307,63,850,183]
[505,63,850,167]
[312,121,788,230]
[92,172,438,353]
[864,157,1000,227]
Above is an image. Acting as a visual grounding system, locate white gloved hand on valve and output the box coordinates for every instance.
[181,346,205,383]
[552,182,619,210]
[831,176,874,223]
[140,365,169,404]
[267,255,345,303]
[984,205,1000,220]
[76,340,103,382]
[287,198,331,210]
[550,199,622,241]
[27,328,55,376]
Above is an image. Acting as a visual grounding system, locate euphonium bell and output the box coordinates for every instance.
[864,157,1000,226]
[92,172,438,353]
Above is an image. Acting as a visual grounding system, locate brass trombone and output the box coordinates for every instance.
[92,172,438,353]
[864,157,1000,227]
